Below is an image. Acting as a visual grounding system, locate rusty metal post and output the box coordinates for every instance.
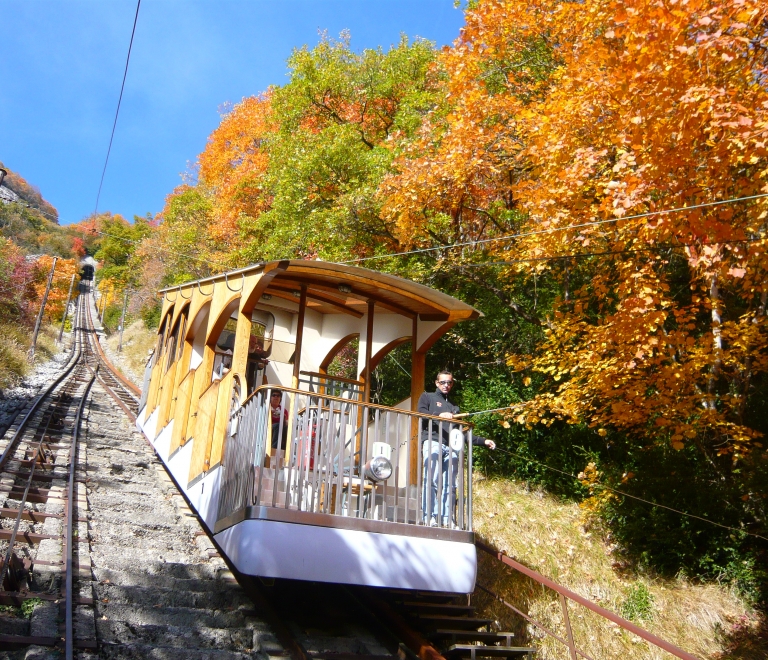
[559,593,578,660]
[57,273,77,343]
[476,541,700,660]
[118,290,129,352]
[29,257,57,361]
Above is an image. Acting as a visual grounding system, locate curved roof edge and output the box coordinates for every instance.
[158,260,482,320]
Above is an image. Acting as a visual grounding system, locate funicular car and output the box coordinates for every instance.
[136,259,482,592]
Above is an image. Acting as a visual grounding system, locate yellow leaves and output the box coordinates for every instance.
[376,0,768,460]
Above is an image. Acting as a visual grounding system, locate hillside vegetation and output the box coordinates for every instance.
[0,164,80,385]
[473,478,766,659]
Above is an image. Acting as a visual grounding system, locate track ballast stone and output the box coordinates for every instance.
[78,381,283,659]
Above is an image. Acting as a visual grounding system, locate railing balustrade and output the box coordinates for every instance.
[298,370,363,401]
[475,542,700,660]
[217,385,475,532]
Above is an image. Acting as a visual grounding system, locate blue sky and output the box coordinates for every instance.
[0,1,465,226]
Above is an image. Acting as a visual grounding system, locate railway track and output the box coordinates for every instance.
[0,286,533,660]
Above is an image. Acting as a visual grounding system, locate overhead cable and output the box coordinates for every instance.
[81,227,230,269]
[341,192,768,264]
[490,446,767,542]
[95,0,142,213]
[78,191,767,289]
[454,235,766,268]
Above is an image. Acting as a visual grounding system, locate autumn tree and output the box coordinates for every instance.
[154,185,226,282]
[30,255,79,323]
[94,213,153,288]
[378,0,768,587]
[0,239,36,325]
[179,32,441,265]
[198,93,274,244]
[386,0,768,456]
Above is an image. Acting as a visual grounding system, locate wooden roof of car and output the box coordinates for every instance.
[160,260,481,322]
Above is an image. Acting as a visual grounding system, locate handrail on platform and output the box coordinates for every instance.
[475,541,699,660]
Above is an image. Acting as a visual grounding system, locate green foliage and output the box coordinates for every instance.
[0,201,74,257]
[0,604,21,617]
[371,342,412,407]
[160,188,218,282]
[620,583,654,622]
[102,304,124,335]
[21,598,44,618]
[237,32,439,263]
[141,300,162,331]
[480,34,562,102]
[94,213,153,288]
[597,438,768,605]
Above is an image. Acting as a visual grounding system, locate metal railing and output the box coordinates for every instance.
[217,385,475,531]
[475,541,699,660]
[298,370,363,400]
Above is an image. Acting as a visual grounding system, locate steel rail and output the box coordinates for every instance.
[0,294,88,589]
[0,373,84,588]
[81,293,140,421]
[82,289,140,399]
[0,292,87,599]
[65,369,96,660]
[0,318,83,472]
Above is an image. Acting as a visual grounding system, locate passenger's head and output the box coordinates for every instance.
[270,390,282,406]
[435,370,454,394]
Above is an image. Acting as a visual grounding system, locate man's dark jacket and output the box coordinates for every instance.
[417,388,487,447]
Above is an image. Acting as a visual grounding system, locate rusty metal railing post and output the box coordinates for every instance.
[476,541,700,660]
[559,593,578,660]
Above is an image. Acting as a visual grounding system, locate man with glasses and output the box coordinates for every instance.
[418,370,496,527]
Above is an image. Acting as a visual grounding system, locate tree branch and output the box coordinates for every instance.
[459,267,547,328]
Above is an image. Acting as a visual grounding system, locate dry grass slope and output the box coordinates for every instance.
[471,477,766,660]
[104,319,156,386]
[0,323,59,389]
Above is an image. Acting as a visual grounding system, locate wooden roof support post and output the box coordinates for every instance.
[287,284,308,454]
[362,300,375,403]
[409,316,425,483]
[291,284,308,390]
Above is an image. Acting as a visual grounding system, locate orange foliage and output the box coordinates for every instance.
[198,94,274,239]
[71,237,86,259]
[32,255,79,323]
[386,0,768,456]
